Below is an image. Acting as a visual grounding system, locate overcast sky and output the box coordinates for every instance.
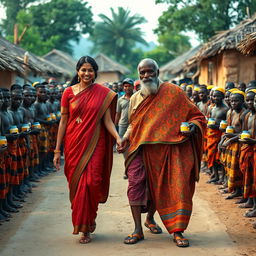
[0,0,199,46]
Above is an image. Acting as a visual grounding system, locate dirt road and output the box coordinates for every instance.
[0,154,245,256]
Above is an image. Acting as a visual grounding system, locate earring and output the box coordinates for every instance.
[78,76,80,82]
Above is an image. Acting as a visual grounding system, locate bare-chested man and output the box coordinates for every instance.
[0,89,9,222]
[207,88,228,184]
[238,90,256,217]
[22,86,41,183]
[34,84,53,175]
[0,88,20,214]
[219,90,247,200]
[9,85,30,200]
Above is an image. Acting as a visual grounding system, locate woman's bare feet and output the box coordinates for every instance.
[79,232,91,244]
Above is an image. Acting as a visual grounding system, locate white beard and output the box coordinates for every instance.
[140,79,159,96]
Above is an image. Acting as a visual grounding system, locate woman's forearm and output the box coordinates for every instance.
[104,109,120,140]
[55,117,68,150]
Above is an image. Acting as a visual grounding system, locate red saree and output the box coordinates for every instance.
[125,82,206,234]
[62,84,117,234]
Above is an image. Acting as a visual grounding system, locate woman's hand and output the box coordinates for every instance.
[116,136,122,149]
[53,152,61,171]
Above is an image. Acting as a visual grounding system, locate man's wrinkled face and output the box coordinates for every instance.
[138,62,159,96]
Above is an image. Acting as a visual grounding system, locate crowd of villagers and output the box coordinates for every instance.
[182,80,256,230]
[0,81,65,223]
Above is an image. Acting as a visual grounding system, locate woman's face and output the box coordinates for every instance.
[77,63,95,85]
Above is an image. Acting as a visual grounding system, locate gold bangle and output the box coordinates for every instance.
[54,150,61,153]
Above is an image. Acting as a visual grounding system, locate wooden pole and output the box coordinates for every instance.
[14,24,18,44]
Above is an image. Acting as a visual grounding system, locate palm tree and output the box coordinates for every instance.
[90,7,147,63]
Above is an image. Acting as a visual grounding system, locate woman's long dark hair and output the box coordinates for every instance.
[70,56,98,86]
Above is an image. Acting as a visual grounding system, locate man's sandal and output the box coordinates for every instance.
[79,233,91,244]
[144,221,162,234]
[173,235,189,247]
[124,233,144,244]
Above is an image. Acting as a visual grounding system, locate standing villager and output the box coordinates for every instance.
[206,88,229,184]
[219,90,247,199]
[53,56,121,244]
[115,78,134,179]
[239,90,256,217]
[119,58,206,247]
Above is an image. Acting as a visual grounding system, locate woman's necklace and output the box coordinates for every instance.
[76,83,83,124]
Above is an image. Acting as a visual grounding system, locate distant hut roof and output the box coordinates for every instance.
[94,53,130,74]
[237,31,256,55]
[0,37,68,76]
[160,45,201,75]
[43,49,77,75]
[186,15,256,68]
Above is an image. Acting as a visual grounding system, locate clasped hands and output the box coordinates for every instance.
[116,137,129,153]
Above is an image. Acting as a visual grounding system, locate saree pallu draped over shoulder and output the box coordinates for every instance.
[125,82,206,234]
[63,83,117,234]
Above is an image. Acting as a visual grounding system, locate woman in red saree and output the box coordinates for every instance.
[54,56,120,244]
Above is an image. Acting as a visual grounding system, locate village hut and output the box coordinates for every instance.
[0,37,69,87]
[185,15,256,87]
[94,53,130,84]
[237,32,256,55]
[159,45,201,82]
[43,49,77,77]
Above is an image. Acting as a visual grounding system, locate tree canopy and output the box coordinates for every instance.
[89,7,147,64]
[0,0,94,55]
[156,0,256,42]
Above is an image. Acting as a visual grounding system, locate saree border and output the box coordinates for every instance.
[69,90,116,202]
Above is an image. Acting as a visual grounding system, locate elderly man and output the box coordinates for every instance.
[119,58,206,247]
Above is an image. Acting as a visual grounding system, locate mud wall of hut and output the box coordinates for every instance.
[0,70,16,88]
[199,49,256,87]
[96,72,121,84]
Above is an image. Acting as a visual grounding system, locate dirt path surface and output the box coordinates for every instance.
[0,154,253,256]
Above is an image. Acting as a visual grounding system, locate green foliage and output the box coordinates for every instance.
[29,0,93,54]
[6,10,59,56]
[0,0,37,35]
[143,46,172,67]
[0,0,93,55]
[90,7,147,64]
[156,0,256,42]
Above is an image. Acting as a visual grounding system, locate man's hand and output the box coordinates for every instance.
[117,137,129,153]
[181,123,197,137]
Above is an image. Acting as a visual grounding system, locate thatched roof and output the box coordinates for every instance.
[0,37,69,77]
[94,53,130,74]
[186,15,256,68]
[160,45,201,75]
[0,49,25,75]
[237,31,256,55]
[43,49,77,76]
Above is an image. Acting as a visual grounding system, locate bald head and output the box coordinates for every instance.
[137,58,159,72]
[137,58,160,96]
